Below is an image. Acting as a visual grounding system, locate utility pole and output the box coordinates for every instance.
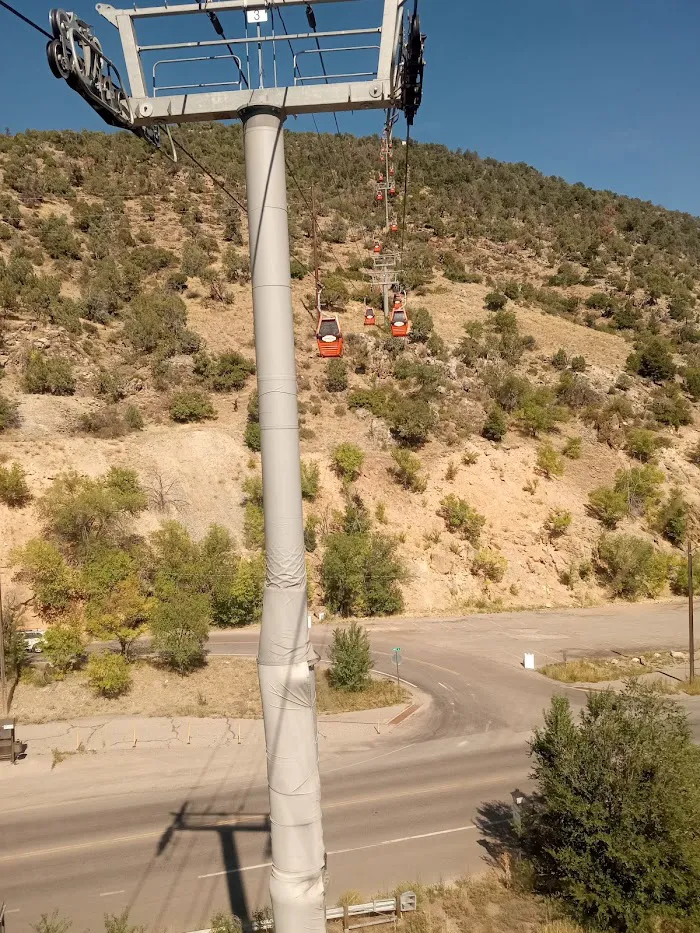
[0,571,7,717]
[689,538,695,683]
[45,5,424,930]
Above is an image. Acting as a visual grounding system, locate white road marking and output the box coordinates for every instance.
[328,823,477,856]
[99,890,125,897]
[197,825,478,879]
[323,742,416,776]
[457,739,468,747]
[437,681,448,690]
[199,861,271,879]
[5,908,20,914]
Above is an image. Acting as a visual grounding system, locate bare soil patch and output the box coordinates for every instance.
[10,656,409,724]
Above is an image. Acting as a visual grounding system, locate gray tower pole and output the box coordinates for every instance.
[383,282,390,322]
[242,106,326,933]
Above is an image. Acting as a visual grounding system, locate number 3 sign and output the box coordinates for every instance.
[246,7,269,24]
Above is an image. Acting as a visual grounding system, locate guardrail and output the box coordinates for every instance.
[190,892,417,933]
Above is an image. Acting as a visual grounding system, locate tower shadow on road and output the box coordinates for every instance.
[157,801,271,924]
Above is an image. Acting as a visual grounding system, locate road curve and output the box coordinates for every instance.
[1,602,698,933]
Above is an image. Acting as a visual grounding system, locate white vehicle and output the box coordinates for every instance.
[23,630,46,653]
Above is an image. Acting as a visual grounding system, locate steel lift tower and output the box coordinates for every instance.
[44,4,424,931]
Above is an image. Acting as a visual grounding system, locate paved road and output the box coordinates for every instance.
[1,601,697,933]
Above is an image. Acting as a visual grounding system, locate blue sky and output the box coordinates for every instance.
[2,0,699,215]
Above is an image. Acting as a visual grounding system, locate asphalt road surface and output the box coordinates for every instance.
[1,602,697,933]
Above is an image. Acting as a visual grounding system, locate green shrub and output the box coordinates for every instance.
[0,394,20,431]
[390,448,426,492]
[79,406,139,439]
[300,460,320,501]
[625,427,661,463]
[492,373,531,413]
[123,289,199,357]
[38,467,147,550]
[587,487,629,529]
[304,514,319,552]
[181,240,210,277]
[150,592,210,672]
[42,622,84,675]
[0,193,21,228]
[332,443,364,483]
[244,502,265,550]
[471,548,507,582]
[683,366,700,401]
[482,405,507,442]
[536,442,564,478]
[225,555,265,627]
[438,495,485,544]
[627,337,676,382]
[614,464,665,516]
[551,348,568,370]
[408,307,434,343]
[36,214,81,259]
[325,358,348,392]
[442,253,470,283]
[170,390,216,423]
[13,539,74,610]
[96,370,127,403]
[193,350,255,392]
[653,489,690,547]
[124,404,144,431]
[525,684,700,931]
[289,257,306,280]
[0,462,31,507]
[328,622,373,691]
[517,391,565,437]
[321,532,404,617]
[562,435,582,459]
[594,533,669,598]
[556,372,598,409]
[129,245,176,274]
[1,599,28,677]
[649,385,692,429]
[166,270,188,292]
[245,421,261,452]
[669,555,700,596]
[87,652,132,698]
[389,397,435,446]
[484,291,507,311]
[545,508,572,539]
[570,355,587,372]
[23,351,75,395]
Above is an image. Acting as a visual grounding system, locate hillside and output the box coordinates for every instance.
[2,125,700,623]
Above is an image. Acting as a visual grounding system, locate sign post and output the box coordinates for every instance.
[392,646,402,694]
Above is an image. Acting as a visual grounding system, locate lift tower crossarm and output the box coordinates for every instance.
[96,0,405,123]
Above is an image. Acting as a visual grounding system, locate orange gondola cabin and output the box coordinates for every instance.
[316,313,343,357]
[373,242,382,254]
[390,296,410,337]
[364,305,377,326]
